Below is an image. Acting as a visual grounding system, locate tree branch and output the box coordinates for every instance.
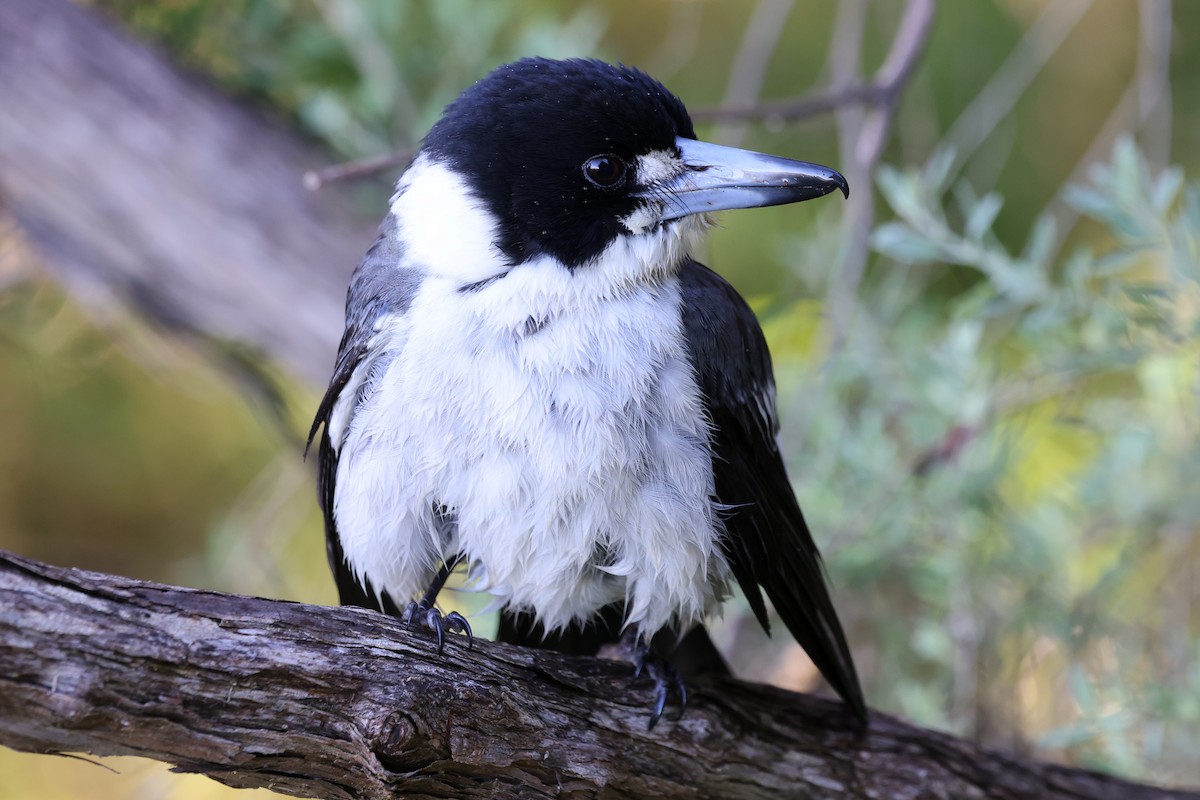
[0,0,373,387]
[710,0,797,147]
[822,0,937,343]
[311,4,932,185]
[689,82,885,125]
[692,0,934,127]
[303,149,417,192]
[1044,0,1173,259]
[1,549,1195,800]
[937,0,1093,184]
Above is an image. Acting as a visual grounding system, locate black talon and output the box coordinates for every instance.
[398,556,472,653]
[445,611,474,650]
[649,679,669,730]
[619,631,687,730]
[427,607,446,653]
[641,652,686,730]
[402,601,471,653]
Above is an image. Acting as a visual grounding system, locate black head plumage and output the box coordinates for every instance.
[422,58,697,268]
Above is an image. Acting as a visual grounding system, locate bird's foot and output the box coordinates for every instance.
[401,600,473,654]
[630,644,687,731]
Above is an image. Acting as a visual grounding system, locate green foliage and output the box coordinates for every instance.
[10,3,1198,794]
[101,0,607,157]
[773,137,1198,780]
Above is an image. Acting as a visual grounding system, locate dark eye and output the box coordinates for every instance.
[583,155,627,188]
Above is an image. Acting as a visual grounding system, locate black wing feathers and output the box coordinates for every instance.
[311,238,862,717]
[309,228,418,617]
[316,423,402,615]
[680,259,867,724]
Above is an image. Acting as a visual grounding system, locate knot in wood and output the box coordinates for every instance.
[373,711,446,773]
[378,711,417,757]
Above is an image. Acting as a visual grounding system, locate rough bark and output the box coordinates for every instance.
[0,3,1196,799]
[0,0,373,386]
[1,550,1195,800]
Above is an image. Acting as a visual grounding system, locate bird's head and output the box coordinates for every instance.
[391,58,847,283]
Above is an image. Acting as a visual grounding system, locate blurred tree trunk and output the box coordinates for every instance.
[2,550,1197,800]
[0,0,372,387]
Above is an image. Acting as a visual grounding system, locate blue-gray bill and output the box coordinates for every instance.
[647,137,849,223]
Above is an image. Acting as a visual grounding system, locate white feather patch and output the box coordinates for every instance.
[389,156,509,285]
[334,161,731,637]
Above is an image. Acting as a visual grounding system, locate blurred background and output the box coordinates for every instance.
[1,0,1198,796]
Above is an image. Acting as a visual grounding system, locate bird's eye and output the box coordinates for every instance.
[583,155,627,188]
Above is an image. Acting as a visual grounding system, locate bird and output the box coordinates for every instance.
[309,57,867,729]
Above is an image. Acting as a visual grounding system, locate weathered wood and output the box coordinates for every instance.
[0,4,1196,798]
[1,549,1195,800]
[0,0,373,386]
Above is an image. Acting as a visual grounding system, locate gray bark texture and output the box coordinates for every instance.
[1,2,1198,798]
[2,549,1197,800]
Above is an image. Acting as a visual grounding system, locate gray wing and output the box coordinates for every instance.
[308,223,421,614]
[679,258,867,725]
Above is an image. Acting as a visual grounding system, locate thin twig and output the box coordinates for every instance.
[854,0,937,166]
[691,82,885,124]
[712,0,796,147]
[1136,0,1173,171]
[1046,0,1173,257]
[694,0,933,130]
[787,0,869,455]
[303,148,416,190]
[51,753,121,774]
[827,0,937,344]
[938,0,1093,184]
[826,0,870,168]
[310,4,918,189]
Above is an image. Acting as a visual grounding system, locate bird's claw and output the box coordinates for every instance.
[631,647,687,731]
[402,600,473,654]
[444,611,473,650]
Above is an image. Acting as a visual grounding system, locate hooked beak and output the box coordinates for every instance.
[645,137,848,223]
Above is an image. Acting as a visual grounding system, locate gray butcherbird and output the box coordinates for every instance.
[310,57,866,730]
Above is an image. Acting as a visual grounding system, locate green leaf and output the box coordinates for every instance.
[870,223,944,264]
[1023,215,1058,270]
[965,193,1004,241]
[923,146,958,195]
[1065,185,1147,242]
[876,165,924,220]
[1152,167,1185,214]
[1111,136,1144,205]
[1063,247,1094,290]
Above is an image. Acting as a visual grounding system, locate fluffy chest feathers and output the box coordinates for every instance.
[333,242,731,637]
[316,58,866,726]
